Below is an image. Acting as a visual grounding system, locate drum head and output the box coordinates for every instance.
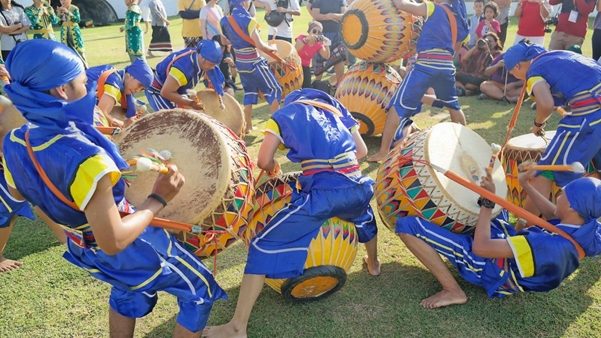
[259,40,293,64]
[195,89,245,136]
[506,131,557,151]
[424,123,506,216]
[110,106,127,122]
[115,109,233,224]
[0,96,26,146]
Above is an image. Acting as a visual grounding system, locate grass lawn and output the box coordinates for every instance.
[1,7,601,338]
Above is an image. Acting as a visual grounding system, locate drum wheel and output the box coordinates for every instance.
[280,265,347,302]
[351,112,375,137]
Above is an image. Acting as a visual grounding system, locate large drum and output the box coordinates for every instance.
[334,62,402,137]
[376,123,507,234]
[341,0,422,63]
[115,109,255,259]
[259,40,303,98]
[501,132,600,207]
[246,173,359,302]
[193,89,245,137]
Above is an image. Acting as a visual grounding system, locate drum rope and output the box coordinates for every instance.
[396,154,586,260]
[203,229,230,276]
[500,81,528,158]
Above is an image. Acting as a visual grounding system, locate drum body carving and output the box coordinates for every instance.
[341,0,422,63]
[115,109,254,259]
[259,40,303,98]
[376,123,507,234]
[194,89,245,137]
[501,131,600,207]
[334,62,402,136]
[246,173,358,302]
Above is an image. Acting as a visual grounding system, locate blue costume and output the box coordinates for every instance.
[389,0,468,145]
[145,40,226,112]
[505,43,601,187]
[247,89,377,279]
[397,178,601,297]
[220,1,282,106]
[0,163,34,228]
[2,40,226,332]
[86,58,153,118]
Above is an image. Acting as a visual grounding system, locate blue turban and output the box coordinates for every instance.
[564,177,601,257]
[4,39,127,169]
[504,42,547,71]
[230,0,249,6]
[197,40,226,96]
[125,58,153,89]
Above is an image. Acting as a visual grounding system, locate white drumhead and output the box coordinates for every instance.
[506,131,557,151]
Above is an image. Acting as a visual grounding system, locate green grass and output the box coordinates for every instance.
[2,8,601,338]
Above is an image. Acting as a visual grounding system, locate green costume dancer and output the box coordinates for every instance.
[122,0,145,62]
[58,1,87,68]
[25,0,59,40]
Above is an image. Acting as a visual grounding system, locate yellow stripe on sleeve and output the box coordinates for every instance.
[425,2,435,18]
[103,84,122,103]
[2,156,15,189]
[169,67,188,87]
[507,236,535,278]
[247,18,259,35]
[263,118,287,150]
[70,154,121,211]
[526,76,545,96]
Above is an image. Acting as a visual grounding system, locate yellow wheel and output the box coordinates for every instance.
[280,266,347,302]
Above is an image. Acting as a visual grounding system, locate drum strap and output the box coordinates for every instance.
[97,69,128,109]
[226,15,285,63]
[436,4,459,52]
[295,99,343,117]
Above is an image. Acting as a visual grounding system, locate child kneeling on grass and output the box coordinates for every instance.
[396,164,601,309]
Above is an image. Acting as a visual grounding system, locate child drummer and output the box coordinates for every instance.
[397,164,601,309]
[367,0,469,162]
[204,88,380,338]
[2,40,226,337]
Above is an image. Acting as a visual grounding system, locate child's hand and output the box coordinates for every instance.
[518,161,537,186]
[480,170,496,193]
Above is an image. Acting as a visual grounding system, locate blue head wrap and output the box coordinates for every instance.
[564,177,601,257]
[4,40,127,169]
[230,0,249,6]
[197,40,226,96]
[504,42,547,71]
[125,58,153,89]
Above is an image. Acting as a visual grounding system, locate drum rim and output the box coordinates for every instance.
[258,40,294,64]
[195,89,245,136]
[505,131,558,150]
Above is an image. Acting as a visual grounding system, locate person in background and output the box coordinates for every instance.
[255,0,301,44]
[140,0,151,37]
[178,0,205,48]
[200,0,223,40]
[0,0,30,61]
[57,0,86,67]
[475,2,501,39]
[204,34,238,96]
[468,0,484,48]
[456,32,502,96]
[591,0,601,61]
[25,0,59,40]
[479,52,524,102]
[121,0,146,62]
[295,20,330,88]
[491,0,511,45]
[513,0,551,46]
[309,0,348,84]
[148,0,172,56]
[548,0,596,51]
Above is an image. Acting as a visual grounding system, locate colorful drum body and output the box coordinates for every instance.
[194,89,245,137]
[334,62,402,136]
[115,109,255,259]
[341,0,422,63]
[376,123,507,234]
[501,131,600,207]
[259,40,303,98]
[246,172,359,302]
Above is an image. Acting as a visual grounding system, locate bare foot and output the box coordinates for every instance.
[420,289,467,309]
[366,152,388,163]
[244,125,257,134]
[363,255,381,276]
[0,255,23,272]
[202,323,247,338]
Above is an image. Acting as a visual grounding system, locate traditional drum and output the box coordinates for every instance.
[501,131,600,207]
[376,123,507,234]
[115,109,255,259]
[341,0,422,63]
[258,40,303,98]
[334,62,402,136]
[193,89,245,137]
[246,172,359,302]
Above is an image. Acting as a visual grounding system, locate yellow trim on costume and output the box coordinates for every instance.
[69,154,121,210]
[425,1,435,18]
[2,156,15,189]
[349,124,359,135]
[247,18,259,34]
[103,84,122,103]
[130,268,164,290]
[263,119,287,150]
[526,76,545,95]
[175,256,213,298]
[169,67,188,87]
[551,131,570,166]
[9,130,64,151]
[507,236,535,278]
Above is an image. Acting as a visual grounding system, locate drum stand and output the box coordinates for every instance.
[496,69,509,106]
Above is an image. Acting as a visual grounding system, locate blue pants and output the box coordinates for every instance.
[0,170,34,228]
[237,57,282,106]
[538,112,601,186]
[245,172,378,279]
[145,84,176,112]
[395,211,523,298]
[63,227,227,332]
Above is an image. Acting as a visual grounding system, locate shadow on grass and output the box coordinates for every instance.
[4,214,64,260]
[143,254,601,338]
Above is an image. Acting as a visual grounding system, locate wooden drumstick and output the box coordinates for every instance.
[218,95,225,110]
[487,143,501,174]
[271,28,277,45]
[186,89,203,108]
[555,106,570,117]
[523,162,585,173]
[130,157,169,174]
[1,75,9,85]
